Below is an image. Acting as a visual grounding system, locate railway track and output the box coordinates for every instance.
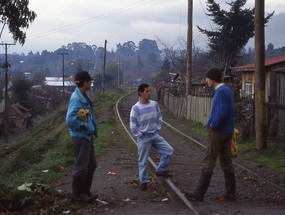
[116,91,285,215]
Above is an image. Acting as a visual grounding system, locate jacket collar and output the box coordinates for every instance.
[75,87,88,104]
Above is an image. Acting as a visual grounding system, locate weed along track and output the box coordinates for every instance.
[116,91,285,215]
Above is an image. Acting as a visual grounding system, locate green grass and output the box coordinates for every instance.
[92,87,130,117]
[179,117,208,137]
[95,118,116,155]
[237,140,285,177]
[0,88,130,210]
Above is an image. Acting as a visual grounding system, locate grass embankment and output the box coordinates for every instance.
[237,138,285,178]
[0,87,130,212]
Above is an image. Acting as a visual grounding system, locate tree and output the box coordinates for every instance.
[161,58,171,71]
[0,0,37,45]
[105,64,118,87]
[198,0,273,69]
[11,74,32,105]
[116,41,136,58]
[266,43,274,59]
[137,39,160,62]
[158,37,187,76]
[32,71,45,85]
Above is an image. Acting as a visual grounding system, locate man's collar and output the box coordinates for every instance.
[215,83,225,90]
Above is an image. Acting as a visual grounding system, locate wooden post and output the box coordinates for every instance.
[186,0,193,96]
[118,54,120,87]
[58,52,68,99]
[1,43,15,143]
[102,40,107,94]
[254,0,267,149]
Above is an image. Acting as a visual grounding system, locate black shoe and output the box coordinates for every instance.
[184,190,203,201]
[155,171,173,178]
[140,183,148,191]
[72,175,95,203]
[86,192,99,200]
[73,193,94,203]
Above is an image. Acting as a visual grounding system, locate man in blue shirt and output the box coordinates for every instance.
[185,68,236,201]
[66,71,98,202]
[130,83,173,191]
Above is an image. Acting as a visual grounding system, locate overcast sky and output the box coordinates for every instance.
[1,0,285,55]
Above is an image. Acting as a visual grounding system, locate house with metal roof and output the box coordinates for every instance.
[232,55,285,136]
[231,55,285,101]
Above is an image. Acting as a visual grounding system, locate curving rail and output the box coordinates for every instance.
[116,94,285,214]
[116,96,199,215]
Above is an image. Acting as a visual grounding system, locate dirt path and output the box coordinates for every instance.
[118,92,285,215]
[54,97,189,214]
[55,91,285,215]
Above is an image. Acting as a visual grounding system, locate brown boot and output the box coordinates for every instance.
[140,183,148,191]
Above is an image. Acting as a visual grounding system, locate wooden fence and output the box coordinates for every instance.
[163,92,213,126]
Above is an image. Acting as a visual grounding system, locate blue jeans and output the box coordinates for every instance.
[137,132,173,184]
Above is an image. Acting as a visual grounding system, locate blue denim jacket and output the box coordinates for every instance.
[66,87,97,141]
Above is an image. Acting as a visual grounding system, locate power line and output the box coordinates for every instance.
[197,0,213,30]
[27,0,154,41]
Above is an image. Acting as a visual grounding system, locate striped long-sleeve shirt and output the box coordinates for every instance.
[130,100,162,138]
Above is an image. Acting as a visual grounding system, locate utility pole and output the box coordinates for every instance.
[87,59,92,72]
[118,55,120,87]
[254,0,266,150]
[0,43,15,143]
[102,40,107,94]
[121,60,126,85]
[58,52,68,99]
[186,0,193,96]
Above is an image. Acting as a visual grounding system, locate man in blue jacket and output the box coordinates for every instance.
[185,67,236,201]
[66,71,98,202]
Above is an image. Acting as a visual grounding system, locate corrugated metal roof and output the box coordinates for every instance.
[232,55,285,71]
[45,77,76,87]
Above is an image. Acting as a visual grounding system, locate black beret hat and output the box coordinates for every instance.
[206,67,223,83]
[75,71,92,85]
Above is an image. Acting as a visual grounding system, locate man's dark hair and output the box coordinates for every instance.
[138,83,150,96]
[75,71,92,87]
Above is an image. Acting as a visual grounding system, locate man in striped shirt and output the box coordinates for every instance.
[130,83,173,191]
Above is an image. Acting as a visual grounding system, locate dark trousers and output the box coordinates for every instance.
[156,92,161,101]
[202,127,233,174]
[72,137,97,177]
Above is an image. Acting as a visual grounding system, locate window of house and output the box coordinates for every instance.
[245,82,252,97]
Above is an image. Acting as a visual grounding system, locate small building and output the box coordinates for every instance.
[231,55,285,101]
[232,55,285,136]
[8,103,31,128]
[44,77,77,93]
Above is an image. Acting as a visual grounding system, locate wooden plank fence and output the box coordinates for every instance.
[163,92,213,126]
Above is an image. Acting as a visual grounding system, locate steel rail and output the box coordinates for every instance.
[162,120,285,193]
[116,94,285,215]
[116,96,199,215]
